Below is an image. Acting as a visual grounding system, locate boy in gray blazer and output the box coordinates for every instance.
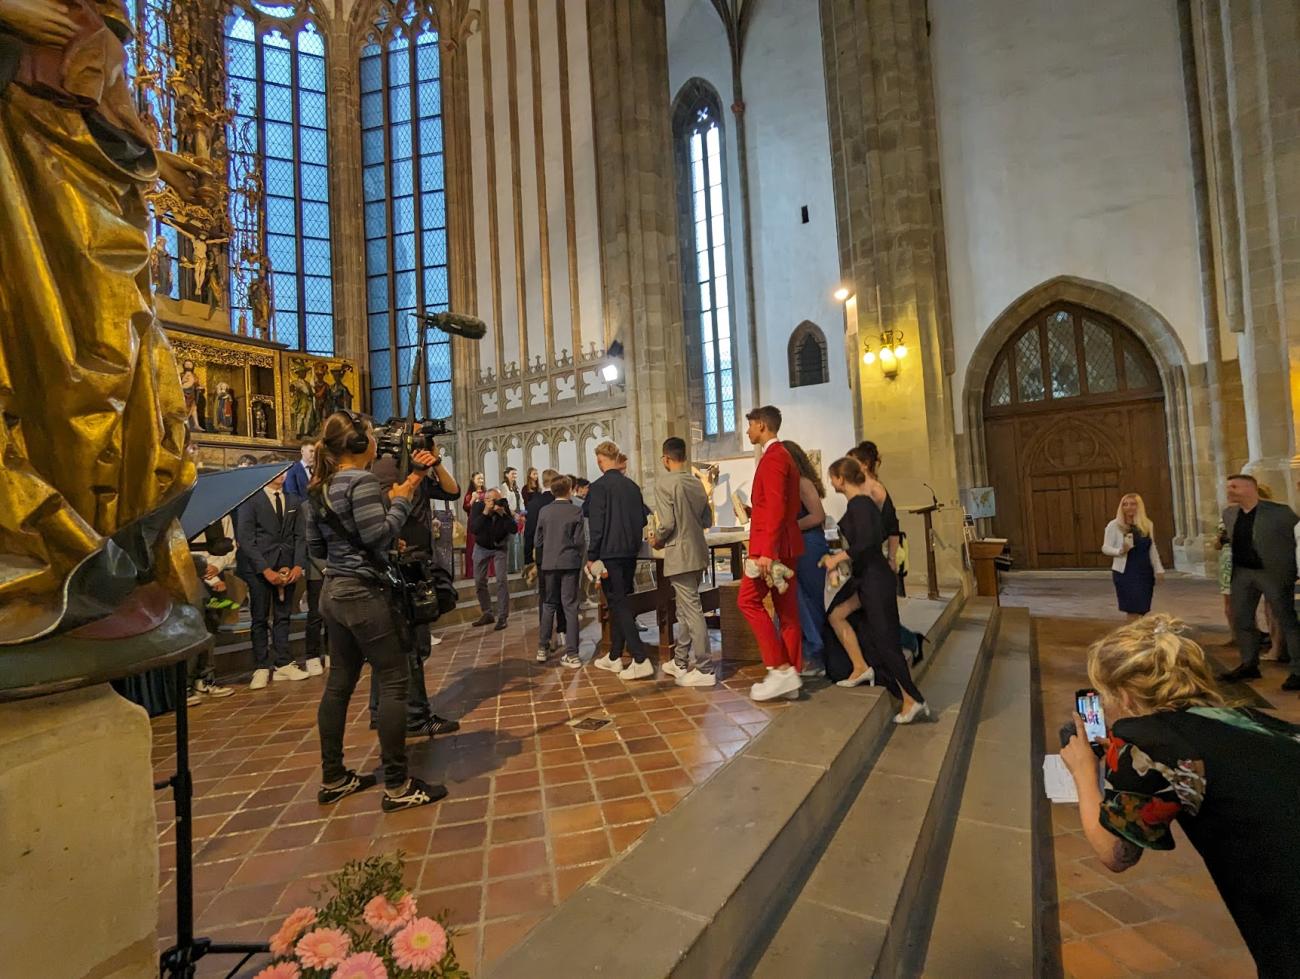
[535,476,587,667]
[654,437,716,686]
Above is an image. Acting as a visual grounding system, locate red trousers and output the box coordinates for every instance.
[738,574,802,670]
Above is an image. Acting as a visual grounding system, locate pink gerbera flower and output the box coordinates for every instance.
[396,892,418,922]
[334,951,389,979]
[270,907,318,957]
[253,963,300,979]
[295,927,351,969]
[392,916,448,972]
[363,893,408,935]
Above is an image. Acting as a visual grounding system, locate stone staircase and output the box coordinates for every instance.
[485,594,1041,979]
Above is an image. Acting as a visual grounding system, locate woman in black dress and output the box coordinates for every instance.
[822,457,929,724]
[1102,493,1165,617]
[1062,615,1300,976]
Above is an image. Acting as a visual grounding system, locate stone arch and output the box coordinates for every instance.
[964,275,1200,549]
[787,320,829,388]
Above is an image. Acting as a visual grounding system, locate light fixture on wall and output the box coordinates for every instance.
[862,330,908,379]
[601,339,625,388]
[833,286,851,302]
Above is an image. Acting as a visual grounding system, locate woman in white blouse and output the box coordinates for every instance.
[1102,493,1164,617]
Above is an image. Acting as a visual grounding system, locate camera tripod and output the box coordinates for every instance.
[157,659,269,978]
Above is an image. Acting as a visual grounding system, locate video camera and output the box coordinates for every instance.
[374,416,453,463]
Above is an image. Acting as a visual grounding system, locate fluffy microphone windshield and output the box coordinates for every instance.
[413,311,488,340]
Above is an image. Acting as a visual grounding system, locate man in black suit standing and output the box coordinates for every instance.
[1219,474,1300,687]
[237,469,312,689]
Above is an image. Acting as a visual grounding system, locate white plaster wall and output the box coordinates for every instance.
[930,0,1206,434]
[666,0,853,520]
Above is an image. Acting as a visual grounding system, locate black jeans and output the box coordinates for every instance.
[367,622,433,727]
[1230,566,1300,673]
[241,573,292,670]
[305,576,324,660]
[603,557,646,663]
[318,576,410,790]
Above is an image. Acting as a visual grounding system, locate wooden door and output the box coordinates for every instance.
[983,304,1175,569]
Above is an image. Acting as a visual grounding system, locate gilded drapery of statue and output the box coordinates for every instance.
[0,0,195,644]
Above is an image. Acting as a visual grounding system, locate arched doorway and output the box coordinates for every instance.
[983,303,1175,569]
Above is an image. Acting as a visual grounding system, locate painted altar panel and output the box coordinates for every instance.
[281,353,360,443]
[166,329,282,442]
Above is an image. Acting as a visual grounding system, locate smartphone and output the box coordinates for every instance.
[1075,688,1107,744]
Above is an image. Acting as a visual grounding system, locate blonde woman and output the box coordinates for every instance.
[1102,493,1164,616]
[1060,615,1300,976]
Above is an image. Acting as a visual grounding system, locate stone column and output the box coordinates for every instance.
[586,0,689,488]
[0,687,159,978]
[819,0,965,592]
[1190,0,1300,508]
[326,17,369,380]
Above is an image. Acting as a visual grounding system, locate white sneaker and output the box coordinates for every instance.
[677,668,716,688]
[535,648,549,663]
[429,635,443,647]
[273,663,311,682]
[592,655,623,674]
[661,660,687,679]
[750,667,802,702]
[195,680,234,699]
[305,657,325,676]
[560,653,582,669]
[249,669,270,690]
[186,690,202,706]
[800,664,827,678]
[894,702,931,725]
[619,659,655,681]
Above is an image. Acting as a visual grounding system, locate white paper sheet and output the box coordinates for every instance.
[1042,754,1079,803]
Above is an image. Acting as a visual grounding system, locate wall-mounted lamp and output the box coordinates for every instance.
[861,330,908,379]
[833,287,851,302]
[601,339,625,388]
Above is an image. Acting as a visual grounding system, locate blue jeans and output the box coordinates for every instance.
[796,529,829,670]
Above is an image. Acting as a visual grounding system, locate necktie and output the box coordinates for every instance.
[274,491,283,522]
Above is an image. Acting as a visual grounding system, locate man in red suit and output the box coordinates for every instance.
[738,406,805,701]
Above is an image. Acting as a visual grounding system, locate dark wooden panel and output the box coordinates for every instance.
[1073,469,1121,569]
[1029,473,1076,568]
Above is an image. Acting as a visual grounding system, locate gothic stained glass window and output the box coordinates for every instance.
[225,6,334,354]
[1082,318,1118,393]
[674,82,735,440]
[1015,330,1045,402]
[360,13,451,424]
[1046,310,1080,399]
[989,358,1012,407]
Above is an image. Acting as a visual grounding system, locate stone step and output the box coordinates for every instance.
[921,606,1035,977]
[484,592,973,979]
[746,599,1001,978]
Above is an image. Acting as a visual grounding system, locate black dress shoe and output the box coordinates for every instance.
[1282,675,1300,692]
[493,618,509,631]
[471,613,495,627]
[1218,665,1262,683]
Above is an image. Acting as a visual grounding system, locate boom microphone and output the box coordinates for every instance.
[411,310,487,340]
[923,482,939,508]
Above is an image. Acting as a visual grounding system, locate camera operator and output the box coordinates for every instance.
[307,410,446,813]
[367,444,462,738]
[470,488,516,631]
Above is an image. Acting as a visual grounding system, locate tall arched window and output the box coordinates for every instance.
[360,5,451,423]
[673,79,735,440]
[225,4,335,354]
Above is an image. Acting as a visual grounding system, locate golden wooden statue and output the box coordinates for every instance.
[0,0,202,647]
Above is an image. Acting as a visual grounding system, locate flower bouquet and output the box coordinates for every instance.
[255,854,470,979]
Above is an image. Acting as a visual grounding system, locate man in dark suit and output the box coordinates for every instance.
[525,468,567,651]
[1219,474,1300,686]
[236,470,311,689]
[283,442,314,498]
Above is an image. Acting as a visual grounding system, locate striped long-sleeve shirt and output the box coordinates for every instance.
[306,468,412,580]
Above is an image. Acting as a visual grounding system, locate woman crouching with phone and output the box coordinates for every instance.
[1061,614,1300,975]
[308,410,446,812]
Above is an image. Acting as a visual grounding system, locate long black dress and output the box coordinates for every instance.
[1102,707,1300,976]
[824,494,924,703]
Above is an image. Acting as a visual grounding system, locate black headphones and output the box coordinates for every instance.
[340,409,370,454]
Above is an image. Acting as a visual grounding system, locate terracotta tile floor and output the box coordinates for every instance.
[150,616,788,977]
[1005,573,1300,978]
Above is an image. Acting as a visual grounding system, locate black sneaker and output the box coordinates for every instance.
[408,714,461,737]
[472,613,495,627]
[381,776,447,812]
[1282,674,1300,692]
[318,769,378,805]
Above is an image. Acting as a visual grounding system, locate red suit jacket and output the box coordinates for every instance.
[748,441,804,562]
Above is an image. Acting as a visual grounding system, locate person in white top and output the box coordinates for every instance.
[1102,494,1165,618]
[500,467,525,572]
